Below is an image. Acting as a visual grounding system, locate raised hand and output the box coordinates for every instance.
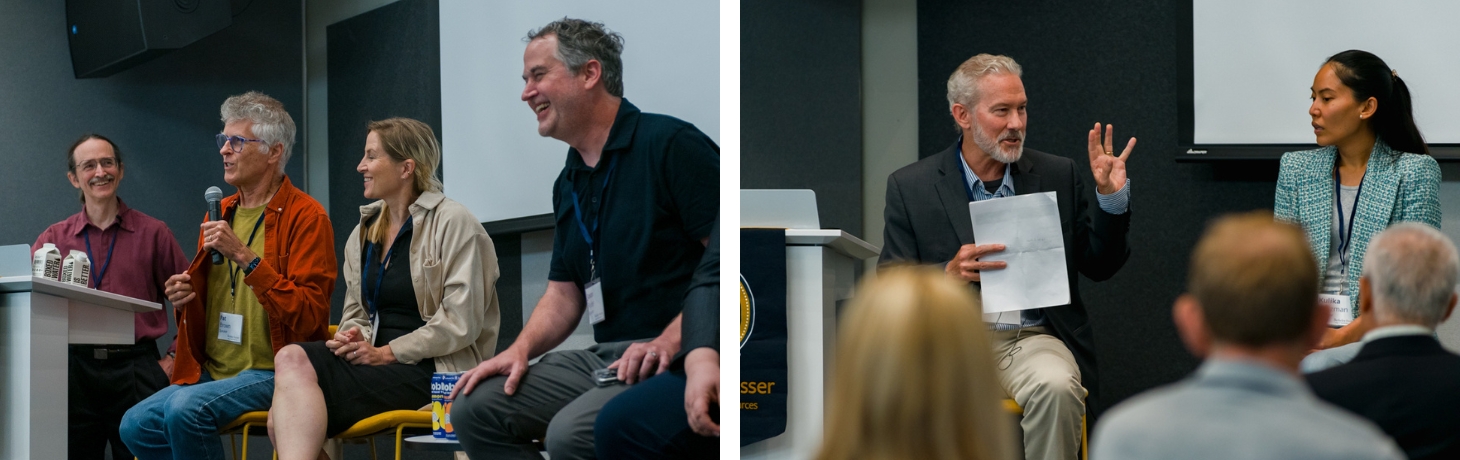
[1086,122,1135,195]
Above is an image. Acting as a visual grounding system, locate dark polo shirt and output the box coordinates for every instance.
[547,98,719,343]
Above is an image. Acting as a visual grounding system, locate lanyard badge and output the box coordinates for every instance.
[570,155,618,325]
[1333,166,1367,275]
[82,227,117,289]
[364,218,413,340]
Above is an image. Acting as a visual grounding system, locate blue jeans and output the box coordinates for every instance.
[119,369,275,460]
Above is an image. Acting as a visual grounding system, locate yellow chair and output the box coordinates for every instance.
[1003,398,1089,460]
[332,409,434,460]
[220,410,271,460]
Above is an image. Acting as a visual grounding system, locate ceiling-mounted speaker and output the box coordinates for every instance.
[66,0,231,78]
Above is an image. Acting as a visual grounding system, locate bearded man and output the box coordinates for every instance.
[879,53,1135,460]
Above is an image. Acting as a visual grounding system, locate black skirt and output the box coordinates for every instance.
[299,341,434,437]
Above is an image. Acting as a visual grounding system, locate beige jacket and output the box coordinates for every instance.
[340,191,500,372]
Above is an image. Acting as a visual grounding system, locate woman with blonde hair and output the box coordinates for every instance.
[267,117,501,459]
[817,266,1016,460]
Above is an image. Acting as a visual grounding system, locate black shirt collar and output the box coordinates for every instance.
[566,98,641,171]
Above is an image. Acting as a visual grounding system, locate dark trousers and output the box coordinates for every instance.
[595,371,718,459]
[69,341,169,460]
[452,341,639,460]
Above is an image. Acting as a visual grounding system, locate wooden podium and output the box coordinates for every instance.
[742,229,879,460]
[0,275,161,459]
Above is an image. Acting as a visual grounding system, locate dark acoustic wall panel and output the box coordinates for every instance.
[918,0,1279,418]
[0,0,303,357]
[326,0,442,321]
[742,0,864,236]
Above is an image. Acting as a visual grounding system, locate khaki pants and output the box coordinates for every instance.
[991,327,1085,460]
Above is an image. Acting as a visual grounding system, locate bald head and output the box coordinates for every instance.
[1362,223,1460,328]
[1188,211,1319,347]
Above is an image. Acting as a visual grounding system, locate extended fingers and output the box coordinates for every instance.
[451,370,477,398]
[1103,124,1115,154]
[1118,137,1137,161]
[970,244,1006,258]
[1088,123,1101,153]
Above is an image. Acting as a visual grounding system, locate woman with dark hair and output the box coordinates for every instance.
[1275,50,1440,360]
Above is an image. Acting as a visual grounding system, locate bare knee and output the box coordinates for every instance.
[275,344,314,378]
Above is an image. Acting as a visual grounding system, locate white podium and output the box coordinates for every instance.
[742,229,879,460]
[0,275,161,459]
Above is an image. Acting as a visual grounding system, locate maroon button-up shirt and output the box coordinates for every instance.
[32,198,188,347]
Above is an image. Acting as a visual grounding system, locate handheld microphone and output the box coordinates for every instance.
[205,186,224,265]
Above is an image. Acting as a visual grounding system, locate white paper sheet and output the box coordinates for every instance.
[968,192,1071,314]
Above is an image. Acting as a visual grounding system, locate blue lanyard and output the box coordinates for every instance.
[82,226,117,289]
[1333,166,1366,273]
[568,155,618,279]
[363,218,413,321]
[228,210,266,297]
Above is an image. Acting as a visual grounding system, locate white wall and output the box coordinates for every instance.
[439,1,720,224]
[1192,0,1460,145]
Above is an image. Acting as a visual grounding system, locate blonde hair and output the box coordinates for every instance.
[364,117,443,244]
[816,266,1016,460]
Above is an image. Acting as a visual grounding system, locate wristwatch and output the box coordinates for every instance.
[243,257,262,276]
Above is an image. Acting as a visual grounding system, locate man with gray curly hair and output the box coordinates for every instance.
[880,53,1138,460]
[121,91,337,460]
[451,17,719,460]
[1308,223,1460,459]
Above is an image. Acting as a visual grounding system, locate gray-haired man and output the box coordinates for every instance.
[449,18,719,460]
[120,92,336,460]
[1307,223,1460,460]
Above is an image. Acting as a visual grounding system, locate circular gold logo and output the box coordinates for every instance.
[739,274,754,347]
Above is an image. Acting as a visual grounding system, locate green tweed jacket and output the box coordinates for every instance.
[1274,139,1441,316]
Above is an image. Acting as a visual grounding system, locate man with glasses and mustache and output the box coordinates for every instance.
[120,92,336,460]
[879,54,1135,460]
[32,134,189,460]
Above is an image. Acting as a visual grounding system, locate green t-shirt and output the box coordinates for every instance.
[204,205,274,379]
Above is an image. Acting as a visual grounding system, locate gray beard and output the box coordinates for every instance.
[973,125,1024,164]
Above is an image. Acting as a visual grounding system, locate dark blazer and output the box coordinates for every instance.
[672,219,719,371]
[880,143,1132,411]
[1307,335,1460,460]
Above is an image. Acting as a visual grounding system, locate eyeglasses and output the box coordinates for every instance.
[216,133,267,153]
[75,158,117,173]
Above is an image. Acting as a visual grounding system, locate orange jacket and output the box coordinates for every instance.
[173,176,337,385]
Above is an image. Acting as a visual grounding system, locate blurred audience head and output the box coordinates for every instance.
[1176,211,1323,357]
[817,266,1015,460]
[1362,223,1460,328]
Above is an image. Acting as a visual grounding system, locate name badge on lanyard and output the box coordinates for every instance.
[1320,294,1354,327]
[570,156,618,325]
[1326,166,1364,328]
[364,219,412,344]
[219,312,244,344]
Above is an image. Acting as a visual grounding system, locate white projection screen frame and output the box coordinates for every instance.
[440,1,720,224]
[1180,0,1459,161]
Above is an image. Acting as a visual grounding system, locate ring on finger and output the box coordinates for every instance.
[648,351,658,358]
[1105,151,1113,156]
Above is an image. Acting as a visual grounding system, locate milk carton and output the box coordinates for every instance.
[32,243,62,281]
[60,250,91,288]
[431,372,463,440]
